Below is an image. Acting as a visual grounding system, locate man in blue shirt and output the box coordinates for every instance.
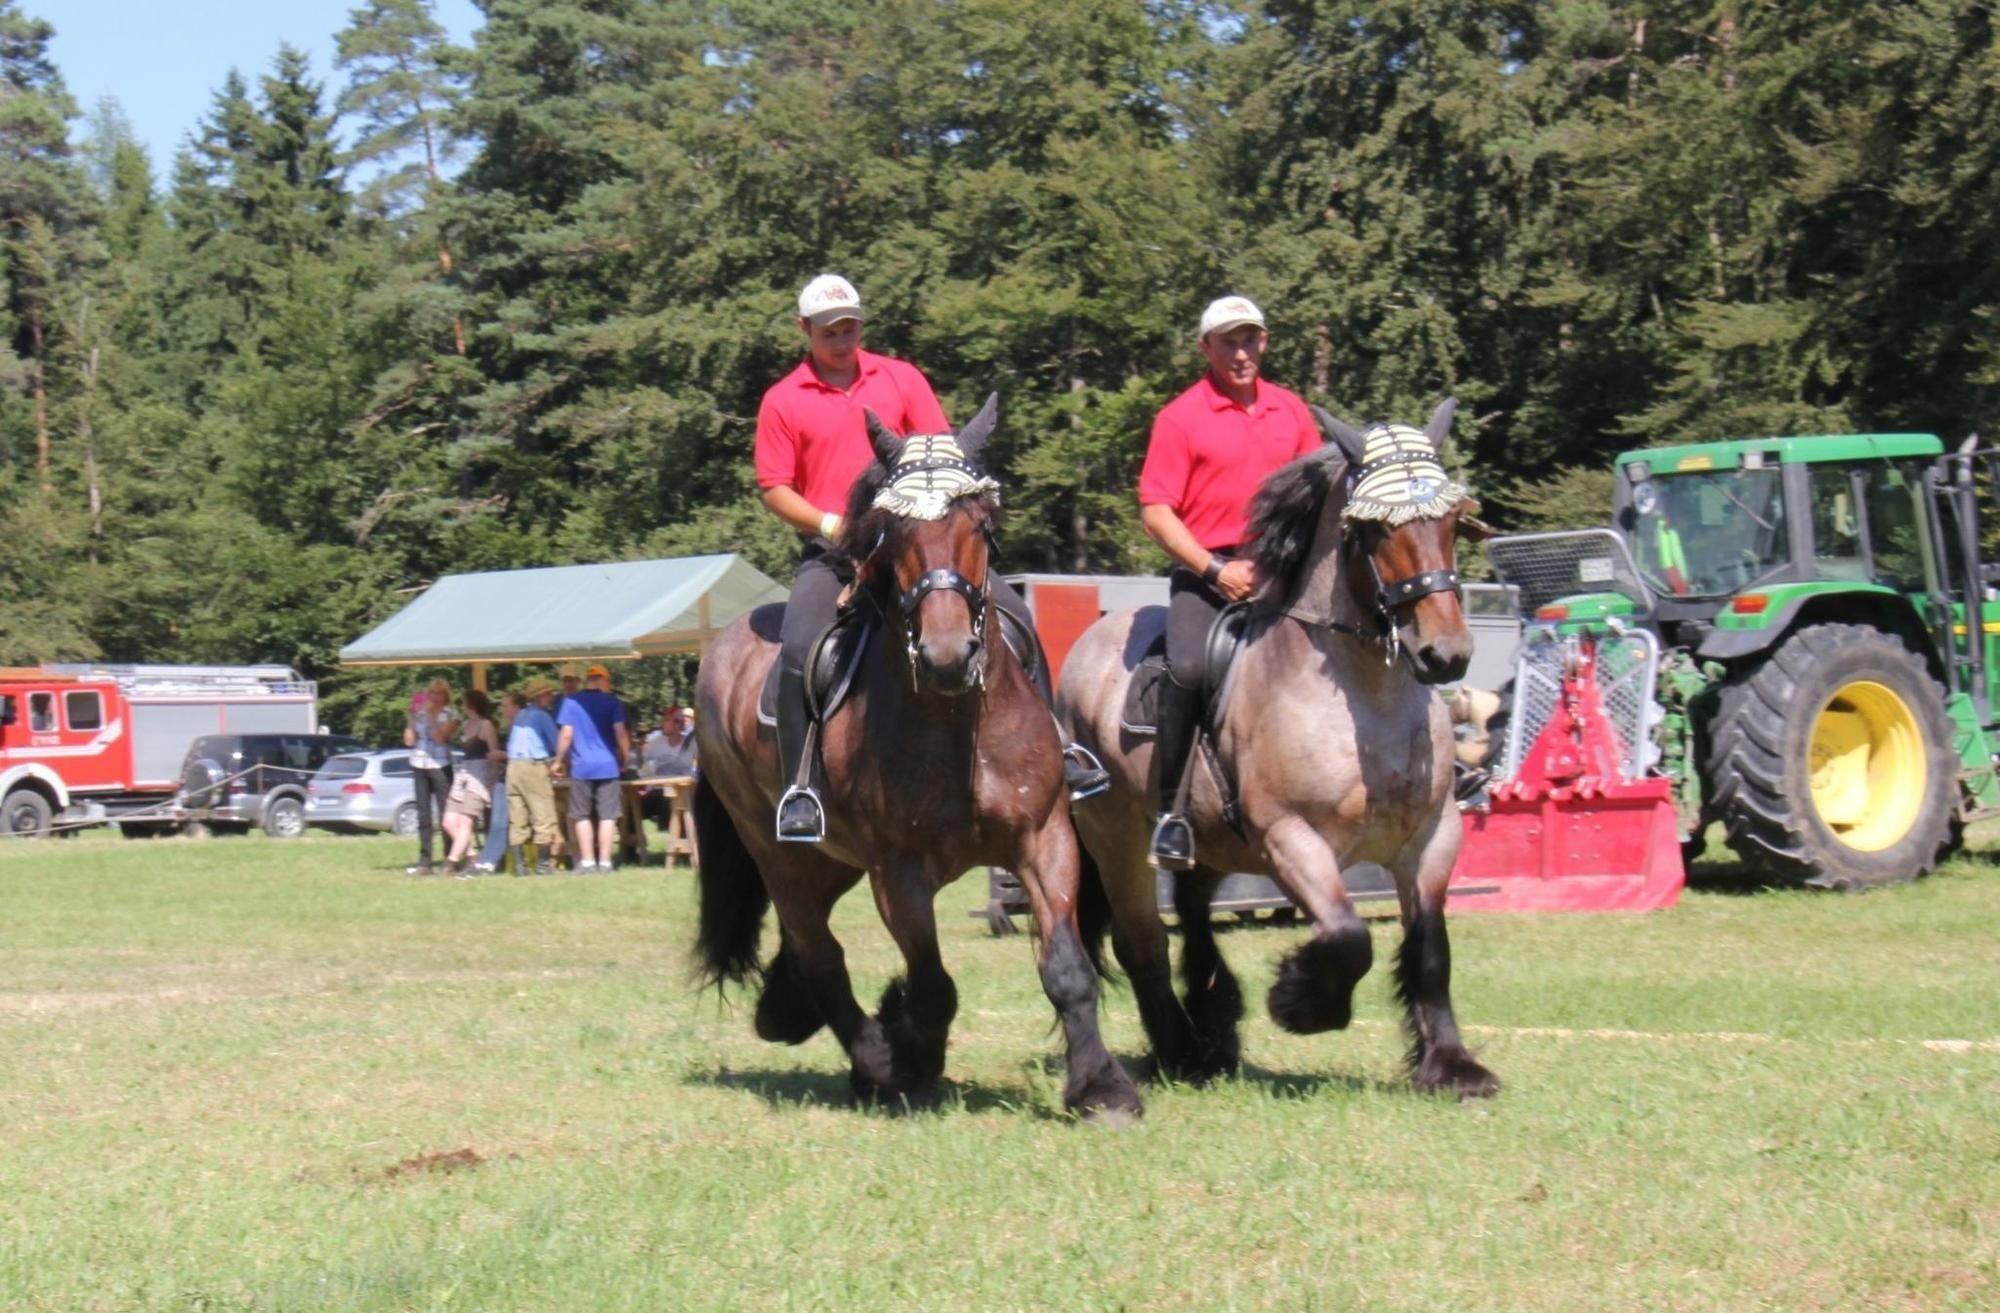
[556,664,631,872]
[505,679,563,875]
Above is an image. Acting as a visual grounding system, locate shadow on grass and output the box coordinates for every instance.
[685,1065,1055,1119]
[1102,1050,1393,1099]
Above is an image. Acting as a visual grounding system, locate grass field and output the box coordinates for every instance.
[3,832,1998,1312]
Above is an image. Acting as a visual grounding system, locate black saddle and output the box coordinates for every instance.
[1119,602,1262,737]
[757,605,873,729]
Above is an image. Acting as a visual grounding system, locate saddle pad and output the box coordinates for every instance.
[1121,656,1169,736]
[1116,602,1263,738]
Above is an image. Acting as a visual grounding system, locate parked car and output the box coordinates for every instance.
[175,733,368,838]
[304,749,452,836]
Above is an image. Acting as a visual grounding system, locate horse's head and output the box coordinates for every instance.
[840,394,1004,697]
[1251,399,1488,685]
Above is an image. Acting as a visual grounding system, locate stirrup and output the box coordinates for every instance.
[1063,743,1111,802]
[776,784,828,843]
[1149,812,1195,871]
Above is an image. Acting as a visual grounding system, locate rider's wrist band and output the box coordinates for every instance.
[819,511,840,539]
[1201,556,1224,586]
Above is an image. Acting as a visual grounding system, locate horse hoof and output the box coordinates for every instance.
[1413,1046,1500,1100]
[1267,928,1373,1035]
[1067,1061,1145,1120]
[1079,1105,1142,1130]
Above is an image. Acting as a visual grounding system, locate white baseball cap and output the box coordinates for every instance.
[798,274,864,327]
[1199,295,1266,338]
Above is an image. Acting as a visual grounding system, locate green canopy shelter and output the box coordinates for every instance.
[339,554,786,688]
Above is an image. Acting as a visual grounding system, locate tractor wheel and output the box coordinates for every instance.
[1705,624,1956,890]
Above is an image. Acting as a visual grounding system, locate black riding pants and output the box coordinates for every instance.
[778,538,1038,678]
[1165,565,1230,690]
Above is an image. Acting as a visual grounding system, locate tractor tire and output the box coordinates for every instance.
[1705,624,1956,890]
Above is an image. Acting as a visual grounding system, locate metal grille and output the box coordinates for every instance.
[1495,627,1662,783]
[1498,632,1567,782]
[1484,530,1651,614]
[1593,628,1662,780]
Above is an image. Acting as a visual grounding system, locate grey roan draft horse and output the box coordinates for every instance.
[1059,399,1500,1097]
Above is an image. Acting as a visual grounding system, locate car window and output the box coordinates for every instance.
[316,755,368,779]
[379,755,415,778]
[65,690,103,731]
[29,693,55,733]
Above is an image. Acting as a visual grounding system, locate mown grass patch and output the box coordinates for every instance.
[3,832,1997,1311]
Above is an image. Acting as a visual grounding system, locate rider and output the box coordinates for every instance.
[755,273,1108,843]
[1137,295,1323,869]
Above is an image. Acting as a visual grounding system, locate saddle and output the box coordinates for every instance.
[754,599,1041,731]
[1119,601,1264,738]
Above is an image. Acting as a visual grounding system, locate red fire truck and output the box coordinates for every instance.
[0,664,319,838]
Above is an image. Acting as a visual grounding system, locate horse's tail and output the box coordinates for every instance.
[1074,838,1116,981]
[692,772,768,991]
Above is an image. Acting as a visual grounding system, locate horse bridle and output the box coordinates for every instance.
[1340,519,1462,664]
[894,522,994,687]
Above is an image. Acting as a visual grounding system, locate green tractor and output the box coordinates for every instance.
[1483,433,2000,890]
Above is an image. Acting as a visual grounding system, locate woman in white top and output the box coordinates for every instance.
[404,678,458,876]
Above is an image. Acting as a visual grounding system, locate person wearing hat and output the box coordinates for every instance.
[1137,295,1324,870]
[505,679,563,874]
[755,274,1108,842]
[555,664,631,871]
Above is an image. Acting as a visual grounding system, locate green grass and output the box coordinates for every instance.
[3,832,1998,1312]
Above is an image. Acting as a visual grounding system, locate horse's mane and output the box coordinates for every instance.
[1246,445,1348,601]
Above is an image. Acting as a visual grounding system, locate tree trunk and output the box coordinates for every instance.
[30,316,49,494]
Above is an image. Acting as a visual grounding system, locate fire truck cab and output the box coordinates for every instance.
[0,665,319,838]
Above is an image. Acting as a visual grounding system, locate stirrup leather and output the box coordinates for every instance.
[776,783,827,843]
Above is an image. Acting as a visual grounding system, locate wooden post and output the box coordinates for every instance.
[471,662,488,693]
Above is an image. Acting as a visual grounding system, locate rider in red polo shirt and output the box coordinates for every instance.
[757,274,1108,842]
[1138,295,1322,868]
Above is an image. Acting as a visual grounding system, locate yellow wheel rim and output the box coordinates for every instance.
[1808,680,1925,852]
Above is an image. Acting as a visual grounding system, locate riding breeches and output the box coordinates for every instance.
[778,541,851,678]
[1165,565,1231,691]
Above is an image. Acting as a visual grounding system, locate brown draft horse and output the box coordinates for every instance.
[692,397,1142,1119]
[1059,400,1500,1097]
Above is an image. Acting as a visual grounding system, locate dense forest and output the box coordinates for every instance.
[7,0,2000,735]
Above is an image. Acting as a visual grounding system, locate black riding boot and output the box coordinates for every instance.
[1150,675,1200,871]
[775,668,827,842]
[1020,629,1111,802]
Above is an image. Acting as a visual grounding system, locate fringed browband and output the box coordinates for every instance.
[1346,424,1468,526]
[871,433,1001,520]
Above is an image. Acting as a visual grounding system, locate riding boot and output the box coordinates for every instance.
[1150,675,1200,871]
[1021,629,1111,802]
[775,668,827,842]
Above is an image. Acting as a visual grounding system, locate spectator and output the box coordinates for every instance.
[639,705,697,833]
[506,678,562,875]
[404,678,457,876]
[442,689,500,875]
[555,663,630,872]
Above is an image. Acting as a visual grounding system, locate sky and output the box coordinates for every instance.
[45,0,486,173]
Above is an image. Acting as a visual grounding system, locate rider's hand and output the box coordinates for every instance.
[1217,558,1257,602]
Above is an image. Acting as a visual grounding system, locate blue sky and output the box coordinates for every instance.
[46,0,485,172]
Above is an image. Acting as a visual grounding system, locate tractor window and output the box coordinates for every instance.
[1866,462,1932,592]
[64,691,103,731]
[1633,468,1788,598]
[28,693,55,733]
[1809,466,1866,580]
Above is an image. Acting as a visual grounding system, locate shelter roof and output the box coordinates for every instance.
[339,554,785,666]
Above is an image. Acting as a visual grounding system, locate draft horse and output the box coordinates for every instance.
[1059,400,1500,1097]
[693,397,1141,1118]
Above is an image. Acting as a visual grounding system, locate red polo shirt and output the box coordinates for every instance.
[754,349,952,513]
[1138,374,1322,549]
